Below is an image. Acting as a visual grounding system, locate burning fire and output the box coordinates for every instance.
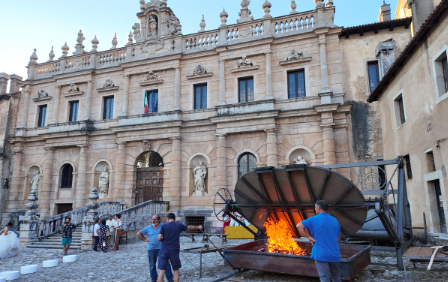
[263,218,307,256]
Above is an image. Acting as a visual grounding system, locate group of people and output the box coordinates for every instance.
[62,214,123,256]
[0,222,21,259]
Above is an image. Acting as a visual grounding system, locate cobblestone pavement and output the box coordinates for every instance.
[1,238,448,282]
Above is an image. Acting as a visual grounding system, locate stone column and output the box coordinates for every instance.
[265,129,279,167]
[169,137,182,211]
[84,80,93,120]
[218,59,226,106]
[19,86,31,128]
[51,85,61,124]
[9,146,23,203]
[75,145,89,209]
[315,31,332,96]
[40,147,55,217]
[215,134,227,190]
[322,126,336,165]
[265,52,274,100]
[113,142,126,201]
[173,67,181,111]
[120,75,130,116]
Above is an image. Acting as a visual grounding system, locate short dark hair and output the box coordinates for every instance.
[101,220,107,226]
[115,214,121,219]
[316,200,329,211]
[65,216,71,221]
[7,222,13,227]
[167,213,176,220]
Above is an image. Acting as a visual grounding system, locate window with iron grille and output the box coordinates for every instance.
[238,153,257,179]
[403,155,413,180]
[288,70,306,98]
[61,164,74,188]
[194,84,207,109]
[37,105,47,127]
[69,101,79,122]
[185,216,205,234]
[238,77,254,103]
[103,96,114,120]
[368,61,380,92]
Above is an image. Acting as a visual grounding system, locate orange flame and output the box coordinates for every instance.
[263,218,307,256]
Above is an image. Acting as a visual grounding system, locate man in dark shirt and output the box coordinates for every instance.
[157,213,202,282]
[61,216,76,256]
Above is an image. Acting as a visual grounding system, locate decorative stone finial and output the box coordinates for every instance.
[326,0,333,7]
[91,35,99,52]
[48,47,55,62]
[87,187,100,210]
[237,0,254,23]
[111,33,118,49]
[61,42,70,58]
[73,29,87,55]
[28,49,38,65]
[139,0,145,8]
[199,15,206,32]
[127,31,134,45]
[220,8,229,27]
[24,189,39,219]
[290,0,298,14]
[262,0,272,19]
[160,0,167,7]
[315,0,325,8]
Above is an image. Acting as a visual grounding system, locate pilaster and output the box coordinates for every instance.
[265,52,273,100]
[314,28,333,98]
[51,85,62,124]
[173,67,181,111]
[169,136,182,211]
[84,80,93,120]
[40,147,55,217]
[215,134,227,191]
[265,128,279,167]
[120,75,130,117]
[113,142,126,201]
[75,145,89,209]
[218,59,226,106]
[18,85,30,128]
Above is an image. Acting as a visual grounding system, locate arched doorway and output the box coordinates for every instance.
[135,151,164,204]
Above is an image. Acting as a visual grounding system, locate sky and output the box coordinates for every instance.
[0,0,398,80]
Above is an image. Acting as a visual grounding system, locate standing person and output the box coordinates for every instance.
[112,214,122,251]
[0,222,21,259]
[157,213,202,282]
[137,215,174,282]
[62,217,76,256]
[99,220,109,253]
[106,215,115,245]
[93,218,101,252]
[223,215,230,234]
[296,200,341,282]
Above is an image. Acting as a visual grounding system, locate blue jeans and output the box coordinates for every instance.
[148,249,173,282]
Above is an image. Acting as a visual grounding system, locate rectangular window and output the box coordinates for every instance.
[394,94,406,127]
[404,155,413,179]
[397,96,405,124]
[194,84,207,109]
[426,151,436,173]
[239,77,254,103]
[69,101,79,122]
[288,70,306,98]
[103,96,114,120]
[368,62,380,92]
[37,105,47,127]
[443,57,448,93]
[145,90,158,113]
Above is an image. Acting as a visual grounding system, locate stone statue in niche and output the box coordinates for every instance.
[295,155,307,165]
[37,90,48,98]
[145,71,160,81]
[99,168,110,195]
[102,79,115,89]
[148,15,158,39]
[236,55,253,68]
[194,161,207,194]
[30,173,39,196]
[287,49,304,61]
[67,83,80,93]
[193,65,207,75]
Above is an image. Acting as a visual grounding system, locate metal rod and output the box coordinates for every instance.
[316,158,400,169]
[397,166,404,243]
[316,170,331,201]
[285,169,307,221]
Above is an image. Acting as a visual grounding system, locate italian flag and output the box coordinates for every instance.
[144,91,149,114]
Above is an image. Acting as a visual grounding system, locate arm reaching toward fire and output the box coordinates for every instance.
[296,222,315,245]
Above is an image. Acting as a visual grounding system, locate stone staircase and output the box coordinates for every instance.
[27,231,83,249]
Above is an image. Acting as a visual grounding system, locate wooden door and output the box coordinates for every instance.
[136,169,163,204]
[57,204,73,214]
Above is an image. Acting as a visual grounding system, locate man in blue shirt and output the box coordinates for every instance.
[137,215,174,282]
[296,200,341,282]
[157,213,203,282]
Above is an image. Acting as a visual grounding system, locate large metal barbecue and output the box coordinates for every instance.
[214,158,414,278]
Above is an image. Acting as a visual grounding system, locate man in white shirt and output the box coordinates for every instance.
[106,215,115,245]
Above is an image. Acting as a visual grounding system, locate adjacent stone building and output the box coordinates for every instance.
[369,0,448,240]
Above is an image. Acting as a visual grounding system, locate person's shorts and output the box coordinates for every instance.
[62,238,72,245]
[158,249,181,271]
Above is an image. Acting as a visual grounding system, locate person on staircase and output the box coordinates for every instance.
[137,214,174,282]
[62,216,76,256]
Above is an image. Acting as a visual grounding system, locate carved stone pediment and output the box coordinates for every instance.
[63,83,84,97]
[140,71,164,86]
[279,49,312,66]
[186,65,213,79]
[231,56,259,73]
[97,79,120,92]
[33,90,52,102]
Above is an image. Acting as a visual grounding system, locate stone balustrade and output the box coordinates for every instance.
[273,12,316,35]
[184,31,219,52]
[35,201,125,240]
[98,50,127,68]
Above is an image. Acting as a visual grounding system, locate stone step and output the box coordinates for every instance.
[27,244,81,249]
[40,238,82,242]
[32,241,81,246]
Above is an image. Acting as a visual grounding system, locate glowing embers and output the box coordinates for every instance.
[263,218,307,256]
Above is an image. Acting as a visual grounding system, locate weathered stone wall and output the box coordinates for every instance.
[376,9,448,233]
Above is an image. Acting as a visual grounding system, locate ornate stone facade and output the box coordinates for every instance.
[1,1,415,232]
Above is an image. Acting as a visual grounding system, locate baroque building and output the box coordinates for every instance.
[1,0,418,232]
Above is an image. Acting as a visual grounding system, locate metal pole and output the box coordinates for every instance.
[200,252,202,278]
[397,166,404,243]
